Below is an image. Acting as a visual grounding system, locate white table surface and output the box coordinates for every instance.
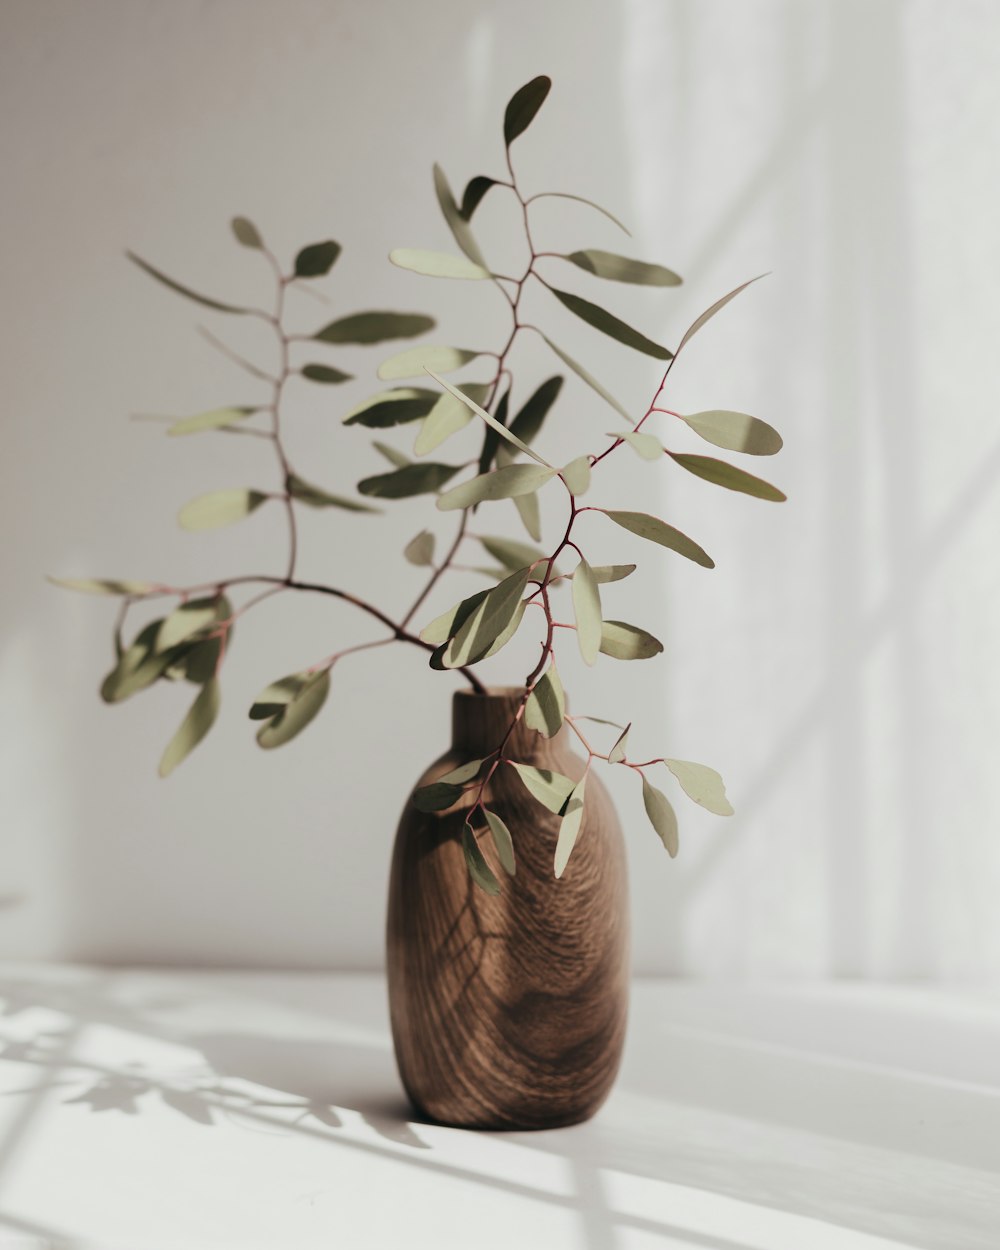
[0,967,996,1249]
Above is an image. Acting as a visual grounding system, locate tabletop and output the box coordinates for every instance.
[0,966,997,1249]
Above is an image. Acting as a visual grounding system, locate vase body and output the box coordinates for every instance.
[386,688,629,1130]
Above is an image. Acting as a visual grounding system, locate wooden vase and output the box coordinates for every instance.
[386,687,629,1130]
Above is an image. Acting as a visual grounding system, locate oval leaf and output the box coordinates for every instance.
[378,346,481,381]
[554,777,587,879]
[344,387,439,428]
[437,463,556,512]
[600,620,664,661]
[513,490,542,542]
[462,826,501,895]
[510,762,575,815]
[525,663,565,738]
[642,776,679,857]
[358,462,460,499]
[414,383,490,456]
[178,489,268,531]
[460,175,498,221]
[390,248,491,281]
[601,510,714,569]
[504,75,551,146]
[249,671,313,720]
[589,564,636,584]
[478,536,546,573]
[159,678,220,777]
[432,164,487,267]
[316,311,435,345]
[256,670,330,750]
[612,429,663,461]
[412,781,463,812]
[563,250,681,286]
[48,576,154,596]
[301,364,353,384]
[572,557,602,666]
[295,240,341,278]
[439,758,484,785]
[374,441,412,468]
[231,217,263,249]
[168,406,254,436]
[550,287,672,360]
[404,530,436,566]
[681,410,783,458]
[443,567,529,667]
[668,453,786,501]
[427,370,553,467]
[156,597,220,653]
[420,588,488,645]
[288,474,378,511]
[561,456,591,496]
[664,759,734,816]
[484,810,516,876]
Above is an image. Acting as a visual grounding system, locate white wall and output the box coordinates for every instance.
[2,0,999,978]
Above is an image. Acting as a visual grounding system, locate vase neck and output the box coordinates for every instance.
[452,687,556,758]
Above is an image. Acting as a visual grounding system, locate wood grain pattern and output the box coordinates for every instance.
[386,688,629,1130]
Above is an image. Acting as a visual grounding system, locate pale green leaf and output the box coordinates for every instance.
[344,388,439,428]
[178,489,268,531]
[126,251,248,315]
[48,576,154,596]
[588,564,636,584]
[677,276,765,353]
[231,217,263,249]
[256,670,330,749]
[295,240,341,278]
[374,440,412,468]
[562,249,681,286]
[612,429,662,460]
[420,588,488,645]
[528,191,631,236]
[412,780,463,812]
[510,762,576,814]
[426,369,554,467]
[437,463,556,512]
[439,758,484,785]
[155,597,219,653]
[572,557,602,666]
[668,453,786,501]
[443,567,529,666]
[484,810,516,876]
[463,825,501,895]
[288,474,378,511]
[508,376,563,447]
[601,510,714,568]
[554,776,587,878]
[679,410,783,456]
[562,456,592,496]
[100,620,173,702]
[379,346,481,381]
[538,332,632,422]
[513,490,542,542]
[642,776,679,856]
[432,164,488,267]
[249,671,313,720]
[404,530,436,566]
[478,536,546,573]
[525,663,565,738]
[600,620,664,660]
[301,364,353,384]
[359,461,459,499]
[664,759,734,816]
[390,248,491,281]
[609,724,630,764]
[550,287,672,360]
[316,311,435,345]
[504,75,551,145]
[159,678,220,777]
[414,383,490,456]
[168,406,254,436]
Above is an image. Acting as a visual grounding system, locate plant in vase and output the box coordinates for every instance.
[53,75,786,1129]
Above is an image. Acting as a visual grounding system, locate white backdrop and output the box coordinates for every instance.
[2,0,999,978]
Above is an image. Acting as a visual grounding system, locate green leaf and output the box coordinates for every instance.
[288,474,378,511]
[561,456,591,496]
[462,825,501,895]
[460,176,498,221]
[427,370,554,467]
[432,165,487,268]
[100,620,175,702]
[179,634,224,685]
[390,248,491,281]
[679,410,783,456]
[414,382,490,456]
[601,510,714,568]
[538,333,632,423]
[667,453,786,501]
[159,678,220,777]
[256,670,330,749]
[231,217,263,249]
[378,346,481,381]
[642,776,679,856]
[358,462,460,499]
[510,762,576,815]
[572,557,602,665]
[178,489,268,531]
[664,759,734,816]
[600,620,664,660]
[155,597,220,653]
[528,191,631,236]
[126,251,248,315]
[315,311,435,345]
[525,663,565,738]
[484,810,516,876]
[437,463,556,511]
[167,406,254,436]
[295,240,341,278]
[478,536,546,573]
[439,758,484,785]
[508,376,563,447]
[344,388,439,428]
[562,249,681,286]
[249,671,313,720]
[420,588,488,645]
[443,567,529,666]
[609,724,630,763]
[404,530,436,566]
[550,287,672,360]
[513,490,542,542]
[612,429,662,460]
[48,576,154,596]
[412,781,463,812]
[588,563,636,584]
[301,364,353,384]
[554,776,587,878]
[677,275,765,353]
[504,75,551,146]
[374,440,412,468]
